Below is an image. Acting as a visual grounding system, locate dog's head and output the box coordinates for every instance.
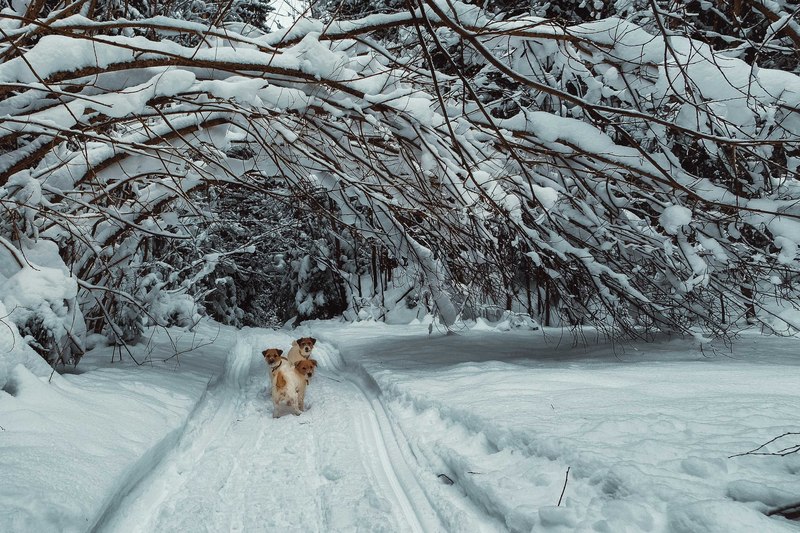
[262,348,284,368]
[294,337,317,358]
[295,359,316,381]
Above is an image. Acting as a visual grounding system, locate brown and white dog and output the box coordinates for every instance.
[286,337,317,365]
[263,348,317,417]
[262,348,285,375]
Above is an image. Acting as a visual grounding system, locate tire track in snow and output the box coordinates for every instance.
[346,362,603,532]
[380,395,563,532]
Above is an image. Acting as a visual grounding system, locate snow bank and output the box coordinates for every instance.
[0,322,226,533]
[0,299,51,391]
[312,322,800,533]
[0,239,86,366]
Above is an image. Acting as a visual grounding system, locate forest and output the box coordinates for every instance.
[0,0,799,363]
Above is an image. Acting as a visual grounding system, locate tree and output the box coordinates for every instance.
[1,0,798,366]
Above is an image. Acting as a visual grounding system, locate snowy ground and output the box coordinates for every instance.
[1,319,799,532]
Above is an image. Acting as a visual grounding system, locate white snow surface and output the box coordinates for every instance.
[659,205,693,236]
[1,319,799,532]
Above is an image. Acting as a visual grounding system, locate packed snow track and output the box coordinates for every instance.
[95,332,444,533]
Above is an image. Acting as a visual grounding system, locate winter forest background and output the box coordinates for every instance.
[1,0,799,363]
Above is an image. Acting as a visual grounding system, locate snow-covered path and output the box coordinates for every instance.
[96,332,444,533]
[4,322,799,533]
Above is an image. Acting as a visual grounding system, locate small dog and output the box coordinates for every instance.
[287,337,317,365]
[298,358,318,385]
[262,348,285,374]
[264,348,317,417]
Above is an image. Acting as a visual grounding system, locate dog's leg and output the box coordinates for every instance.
[284,397,300,416]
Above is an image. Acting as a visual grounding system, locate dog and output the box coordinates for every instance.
[262,348,285,375]
[264,348,317,417]
[298,358,318,385]
[286,337,317,365]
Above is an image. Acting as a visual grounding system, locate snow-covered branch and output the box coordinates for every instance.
[1,0,799,362]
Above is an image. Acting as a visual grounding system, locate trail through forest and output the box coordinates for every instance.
[96,333,448,533]
[3,323,798,533]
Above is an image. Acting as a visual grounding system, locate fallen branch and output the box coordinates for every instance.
[728,432,800,459]
[437,473,455,485]
[766,501,800,520]
[557,466,570,506]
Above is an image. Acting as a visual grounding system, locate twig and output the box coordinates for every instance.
[0,236,26,268]
[728,432,800,458]
[159,325,221,364]
[93,296,140,365]
[766,500,800,519]
[557,467,570,506]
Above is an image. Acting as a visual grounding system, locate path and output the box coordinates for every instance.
[94,332,443,533]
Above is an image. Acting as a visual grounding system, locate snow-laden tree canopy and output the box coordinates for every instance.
[1,0,799,363]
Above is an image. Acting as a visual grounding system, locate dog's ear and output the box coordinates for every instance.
[262,350,268,357]
[277,349,283,355]
[310,337,317,345]
[311,360,318,367]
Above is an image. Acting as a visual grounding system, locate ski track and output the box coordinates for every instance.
[343,371,438,532]
[378,393,582,532]
[96,333,446,533]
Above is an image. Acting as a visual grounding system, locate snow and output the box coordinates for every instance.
[3,318,799,532]
[0,322,219,532]
[2,265,78,322]
[0,239,87,364]
[532,183,559,211]
[2,2,800,529]
[0,299,50,390]
[499,111,615,153]
[659,205,692,235]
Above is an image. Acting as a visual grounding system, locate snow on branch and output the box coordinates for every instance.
[1,0,799,355]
